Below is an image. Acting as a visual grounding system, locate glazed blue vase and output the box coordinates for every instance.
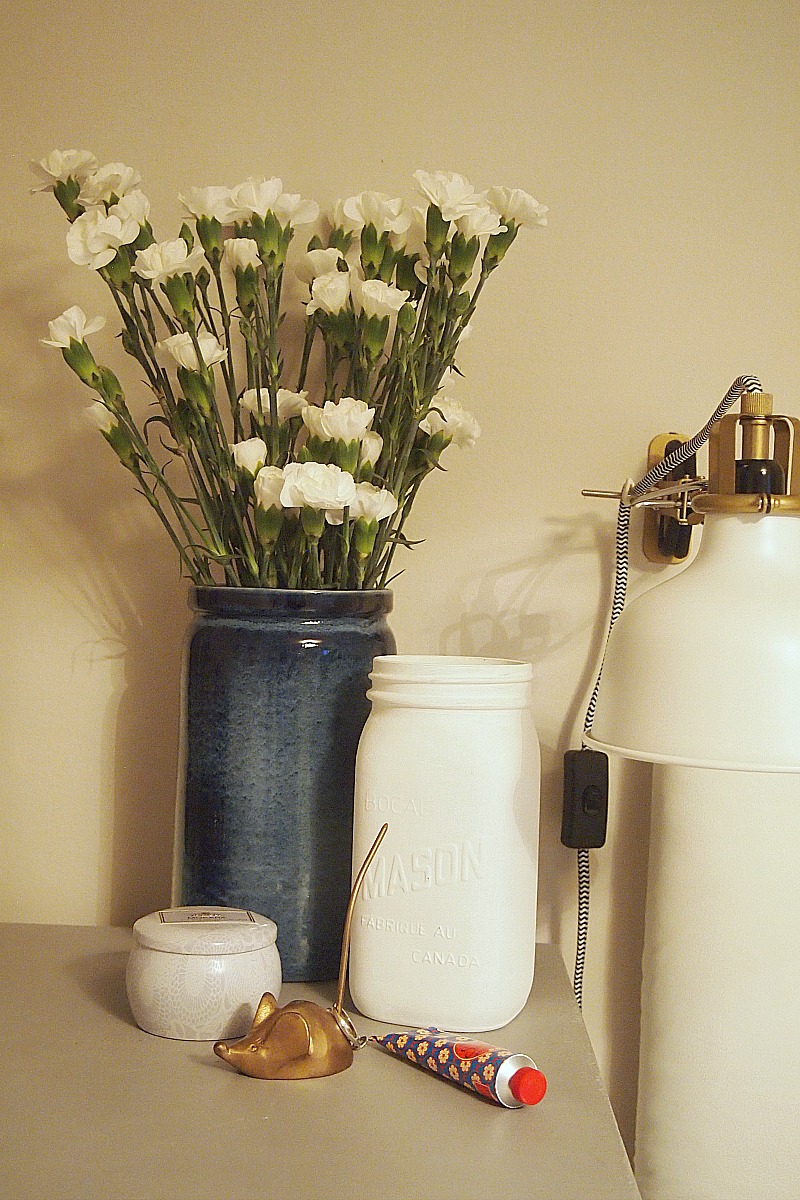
[177,587,396,981]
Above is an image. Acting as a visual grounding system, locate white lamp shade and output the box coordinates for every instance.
[586,513,800,771]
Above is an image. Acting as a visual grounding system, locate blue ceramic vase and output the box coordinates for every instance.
[177,587,396,981]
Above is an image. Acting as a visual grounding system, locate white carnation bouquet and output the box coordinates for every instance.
[33,150,546,589]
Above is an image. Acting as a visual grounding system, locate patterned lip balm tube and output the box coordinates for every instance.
[371,1028,547,1108]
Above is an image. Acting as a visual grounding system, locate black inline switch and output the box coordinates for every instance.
[561,749,609,848]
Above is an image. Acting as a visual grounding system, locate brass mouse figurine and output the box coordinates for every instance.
[213,823,387,1079]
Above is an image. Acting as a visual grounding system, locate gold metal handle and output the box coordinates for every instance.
[333,822,388,1017]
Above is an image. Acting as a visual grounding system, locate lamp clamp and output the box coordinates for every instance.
[582,465,706,563]
[582,392,800,563]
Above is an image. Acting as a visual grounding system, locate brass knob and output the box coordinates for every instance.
[740,392,774,417]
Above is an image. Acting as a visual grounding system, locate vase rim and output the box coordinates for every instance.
[189,585,393,616]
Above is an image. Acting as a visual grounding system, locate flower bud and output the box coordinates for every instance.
[120,326,140,357]
[301,507,326,540]
[395,254,421,297]
[62,338,102,388]
[421,429,452,463]
[163,274,196,327]
[173,399,198,446]
[255,504,283,546]
[105,420,139,471]
[246,212,281,261]
[425,204,449,259]
[452,290,471,315]
[363,314,390,360]
[103,248,132,288]
[396,302,417,337]
[98,366,124,405]
[447,232,479,286]
[328,227,354,256]
[331,438,360,475]
[353,516,379,558]
[53,176,83,221]
[378,241,397,282]
[235,264,259,315]
[178,365,213,416]
[360,223,386,277]
[196,215,223,260]
[303,434,335,465]
[483,222,518,270]
[327,309,356,352]
[133,222,155,252]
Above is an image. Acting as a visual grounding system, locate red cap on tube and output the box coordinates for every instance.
[508,1066,547,1106]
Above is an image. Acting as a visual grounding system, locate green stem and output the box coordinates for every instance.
[297,320,317,391]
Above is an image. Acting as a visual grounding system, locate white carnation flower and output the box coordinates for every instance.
[486,186,548,227]
[413,170,483,222]
[302,396,374,443]
[295,247,344,286]
[230,437,268,476]
[41,305,106,348]
[351,276,409,320]
[277,389,309,420]
[306,269,352,316]
[223,177,283,222]
[279,461,357,514]
[160,331,226,370]
[110,189,151,226]
[360,430,383,467]
[328,199,349,230]
[350,482,398,522]
[455,204,505,239]
[254,465,285,510]
[240,388,308,422]
[272,192,320,227]
[85,400,116,433]
[79,162,142,205]
[66,207,140,269]
[30,149,98,192]
[341,191,412,237]
[223,237,261,273]
[133,238,207,283]
[179,186,234,222]
[419,395,481,448]
[393,205,428,257]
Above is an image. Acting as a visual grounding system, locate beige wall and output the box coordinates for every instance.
[1,0,798,1152]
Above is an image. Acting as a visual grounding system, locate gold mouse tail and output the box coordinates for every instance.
[332,822,388,1019]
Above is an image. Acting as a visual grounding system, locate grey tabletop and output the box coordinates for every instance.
[0,924,639,1200]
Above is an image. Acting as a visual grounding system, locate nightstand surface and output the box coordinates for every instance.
[0,925,639,1200]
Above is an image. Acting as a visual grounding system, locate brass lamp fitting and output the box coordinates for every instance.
[583,392,800,566]
[697,391,800,514]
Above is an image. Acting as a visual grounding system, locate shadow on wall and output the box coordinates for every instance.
[435,509,617,937]
[434,510,652,1155]
[0,242,187,925]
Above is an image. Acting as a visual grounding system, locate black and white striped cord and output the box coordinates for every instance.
[573,848,591,1010]
[571,374,763,1007]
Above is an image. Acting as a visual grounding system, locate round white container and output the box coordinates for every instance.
[349,655,540,1032]
[126,906,281,1040]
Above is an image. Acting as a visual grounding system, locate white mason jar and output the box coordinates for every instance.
[349,655,540,1032]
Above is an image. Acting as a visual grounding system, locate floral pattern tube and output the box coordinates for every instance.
[371,1028,547,1108]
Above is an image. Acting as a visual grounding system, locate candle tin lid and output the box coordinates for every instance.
[132,906,278,955]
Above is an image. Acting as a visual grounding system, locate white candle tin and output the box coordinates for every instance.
[126,906,281,1040]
